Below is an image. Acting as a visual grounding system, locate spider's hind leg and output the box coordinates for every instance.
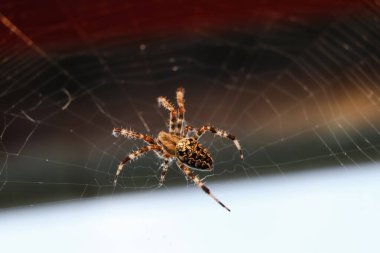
[177,160,230,212]
[158,157,170,187]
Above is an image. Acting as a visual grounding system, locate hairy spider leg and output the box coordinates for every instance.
[175,87,185,136]
[114,145,164,185]
[158,157,170,187]
[195,125,243,160]
[158,96,177,134]
[176,161,231,212]
[112,127,156,145]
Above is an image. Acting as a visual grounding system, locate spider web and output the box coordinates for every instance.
[1,0,380,208]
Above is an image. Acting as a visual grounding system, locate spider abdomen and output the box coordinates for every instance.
[176,138,213,170]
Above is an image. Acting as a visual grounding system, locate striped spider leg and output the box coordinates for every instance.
[113,144,165,185]
[194,125,244,160]
[157,96,177,134]
[158,87,185,136]
[175,87,185,136]
[112,127,156,145]
[158,157,169,187]
[112,127,172,186]
[176,160,231,212]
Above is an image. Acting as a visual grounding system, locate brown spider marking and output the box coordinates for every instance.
[176,137,213,170]
[112,87,243,212]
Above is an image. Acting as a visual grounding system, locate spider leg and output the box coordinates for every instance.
[114,144,163,185]
[112,127,156,145]
[175,87,185,136]
[158,96,177,134]
[195,125,243,160]
[176,160,231,212]
[158,157,169,187]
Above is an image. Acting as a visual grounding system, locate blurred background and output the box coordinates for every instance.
[0,0,380,252]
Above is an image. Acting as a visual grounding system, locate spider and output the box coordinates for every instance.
[112,87,243,211]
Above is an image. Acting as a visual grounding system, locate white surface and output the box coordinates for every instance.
[1,165,380,253]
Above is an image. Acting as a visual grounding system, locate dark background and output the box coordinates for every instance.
[1,0,380,208]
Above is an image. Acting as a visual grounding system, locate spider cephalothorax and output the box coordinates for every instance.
[112,87,243,212]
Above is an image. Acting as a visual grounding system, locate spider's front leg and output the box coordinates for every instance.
[195,125,243,160]
[175,87,185,136]
[176,160,231,212]
[112,127,156,145]
[158,96,177,134]
[114,145,163,186]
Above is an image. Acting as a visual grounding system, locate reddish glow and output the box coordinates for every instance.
[0,0,361,49]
